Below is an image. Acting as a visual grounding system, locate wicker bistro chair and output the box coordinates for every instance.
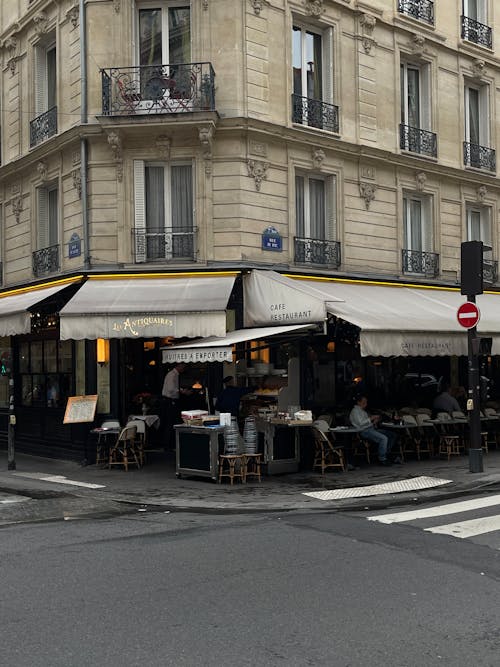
[415,413,437,458]
[312,423,346,474]
[434,413,464,460]
[109,425,140,471]
[95,420,121,467]
[125,419,147,466]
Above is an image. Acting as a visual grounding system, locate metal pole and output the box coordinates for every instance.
[467,294,483,473]
[7,376,16,470]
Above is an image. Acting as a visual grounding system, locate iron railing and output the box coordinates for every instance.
[402,249,439,277]
[461,16,492,49]
[292,94,339,133]
[33,245,59,277]
[463,142,496,172]
[400,124,437,158]
[132,227,197,262]
[30,107,57,147]
[101,63,215,116]
[483,260,498,285]
[397,0,434,25]
[294,237,341,267]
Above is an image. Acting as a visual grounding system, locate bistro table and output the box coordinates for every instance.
[89,426,120,466]
[256,417,313,474]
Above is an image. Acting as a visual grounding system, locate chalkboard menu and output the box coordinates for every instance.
[63,395,98,424]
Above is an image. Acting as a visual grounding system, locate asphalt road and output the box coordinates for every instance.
[1,500,500,666]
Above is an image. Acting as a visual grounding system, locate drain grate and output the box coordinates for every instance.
[302,475,452,501]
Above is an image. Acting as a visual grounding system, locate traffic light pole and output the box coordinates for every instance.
[467,294,483,473]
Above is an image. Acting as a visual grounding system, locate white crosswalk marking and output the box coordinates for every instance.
[425,515,500,539]
[368,493,500,524]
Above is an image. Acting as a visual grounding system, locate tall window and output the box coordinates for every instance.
[403,194,432,252]
[465,84,488,147]
[463,0,486,24]
[37,184,58,250]
[19,340,73,408]
[295,173,335,240]
[467,205,492,255]
[134,161,194,262]
[400,62,431,130]
[137,4,190,66]
[34,41,56,116]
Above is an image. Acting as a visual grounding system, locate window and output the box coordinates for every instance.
[37,184,58,250]
[397,0,434,26]
[20,339,73,408]
[403,194,432,252]
[133,160,194,262]
[464,83,495,170]
[31,38,57,146]
[137,3,190,67]
[400,61,436,156]
[291,23,338,132]
[467,205,496,281]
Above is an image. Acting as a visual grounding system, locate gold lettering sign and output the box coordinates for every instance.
[111,316,174,337]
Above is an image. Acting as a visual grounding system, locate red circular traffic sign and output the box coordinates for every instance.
[457,301,480,329]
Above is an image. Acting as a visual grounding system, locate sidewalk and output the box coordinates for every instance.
[1,449,500,513]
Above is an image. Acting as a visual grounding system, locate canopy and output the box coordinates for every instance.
[161,323,313,363]
[243,270,500,357]
[0,279,80,336]
[60,274,237,340]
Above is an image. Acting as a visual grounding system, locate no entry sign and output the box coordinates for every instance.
[457,301,480,329]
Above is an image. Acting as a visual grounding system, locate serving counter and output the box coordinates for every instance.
[255,417,313,475]
[174,424,226,481]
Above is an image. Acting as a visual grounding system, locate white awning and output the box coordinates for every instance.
[243,270,500,357]
[60,274,237,340]
[0,280,80,336]
[161,324,313,363]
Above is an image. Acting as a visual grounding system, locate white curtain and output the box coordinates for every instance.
[295,175,305,236]
[145,166,165,259]
[310,178,325,239]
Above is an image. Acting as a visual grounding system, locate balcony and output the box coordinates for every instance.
[402,249,439,277]
[294,237,341,268]
[101,63,215,117]
[461,16,492,49]
[33,245,59,278]
[463,142,496,172]
[132,227,197,263]
[483,259,498,285]
[397,0,434,25]
[292,95,339,134]
[400,124,437,158]
[30,107,57,148]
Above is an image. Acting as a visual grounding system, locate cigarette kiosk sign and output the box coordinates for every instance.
[457,301,480,329]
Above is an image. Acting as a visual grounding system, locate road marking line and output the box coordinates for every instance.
[0,497,27,505]
[13,473,105,489]
[425,514,500,539]
[368,493,500,524]
[302,476,451,500]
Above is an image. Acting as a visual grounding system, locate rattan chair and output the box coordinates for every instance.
[109,425,140,471]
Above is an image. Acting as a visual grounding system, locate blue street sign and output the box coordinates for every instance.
[262,226,282,252]
[68,233,81,259]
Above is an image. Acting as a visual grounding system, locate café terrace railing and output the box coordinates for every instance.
[132,227,197,263]
[291,94,339,134]
[402,249,439,277]
[399,124,437,158]
[397,0,434,25]
[30,107,58,147]
[101,63,215,116]
[294,237,341,268]
[461,15,492,49]
[33,244,59,277]
[463,142,496,172]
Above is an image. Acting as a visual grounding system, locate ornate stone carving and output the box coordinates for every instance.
[66,6,79,28]
[156,135,171,160]
[113,0,121,13]
[250,0,268,15]
[199,126,214,175]
[37,161,48,182]
[106,131,123,182]
[3,36,18,75]
[304,0,324,17]
[471,58,486,80]
[312,147,325,169]
[10,183,20,195]
[359,182,377,210]
[7,56,18,75]
[409,33,425,58]
[360,165,376,180]
[72,169,82,199]
[72,150,81,166]
[415,171,427,192]
[359,14,376,54]
[33,12,49,36]
[247,160,269,191]
[477,185,487,203]
[203,0,208,8]
[11,196,23,224]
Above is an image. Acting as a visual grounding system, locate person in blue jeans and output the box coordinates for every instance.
[349,395,398,466]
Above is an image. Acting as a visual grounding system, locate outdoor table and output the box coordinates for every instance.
[89,427,120,466]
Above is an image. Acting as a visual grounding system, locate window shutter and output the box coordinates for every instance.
[479,85,489,146]
[322,27,334,105]
[48,188,58,246]
[133,160,147,263]
[34,46,47,116]
[38,187,49,249]
[421,198,432,252]
[325,176,337,241]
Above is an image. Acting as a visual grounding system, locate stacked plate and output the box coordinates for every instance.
[224,417,240,455]
[243,416,258,454]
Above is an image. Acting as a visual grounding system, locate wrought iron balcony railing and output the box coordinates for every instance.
[402,249,439,277]
[33,245,59,277]
[101,63,215,116]
[294,237,341,268]
[30,107,58,147]
[400,124,437,158]
[461,16,492,49]
[483,259,498,285]
[398,0,434,25]
[292,94,339,134]
[463,142,496,172]
[132,227,197,263]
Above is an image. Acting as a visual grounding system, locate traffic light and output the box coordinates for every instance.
[461,240,483,296]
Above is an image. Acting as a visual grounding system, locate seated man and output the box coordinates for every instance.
[433,384,461,415]
[349,394,398,466]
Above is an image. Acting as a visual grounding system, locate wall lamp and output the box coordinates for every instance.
[96,338,110,366]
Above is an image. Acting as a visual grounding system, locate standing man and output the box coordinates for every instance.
[162,363,191,450]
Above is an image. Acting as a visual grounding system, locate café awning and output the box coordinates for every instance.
[0,278,82,336]
[60,273,237,340]
[243,270,500,357]
[161,323,313,363]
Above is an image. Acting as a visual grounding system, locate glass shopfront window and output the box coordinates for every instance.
[20,338,74,408]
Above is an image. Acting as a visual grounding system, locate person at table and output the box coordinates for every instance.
[215,376,253,418]
[161,363,192,449]
[433,384,461,415]
[349,394,398,466]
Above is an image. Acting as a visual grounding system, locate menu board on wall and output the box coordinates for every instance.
[63,395,98,424]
